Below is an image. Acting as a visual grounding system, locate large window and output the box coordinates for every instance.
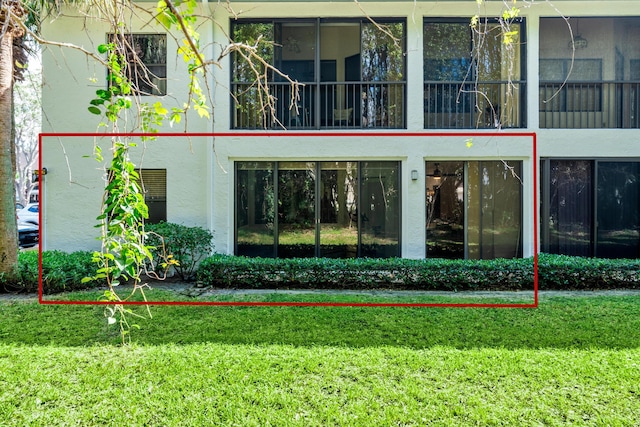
[108,33,167,96]
[423,19,525,129]
[539,17,640,128]
[231,19,406,130]
[541,159,640,258]
[236,161,400,258]
[426,161,523,259]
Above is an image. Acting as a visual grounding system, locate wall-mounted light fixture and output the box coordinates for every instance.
[411,170,419,181]
[32,168,47,182]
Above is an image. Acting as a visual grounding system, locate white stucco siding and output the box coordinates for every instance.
[40,4,215,252]
[41,136,210,251]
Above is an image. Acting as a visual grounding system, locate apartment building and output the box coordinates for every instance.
[41,1,640,259]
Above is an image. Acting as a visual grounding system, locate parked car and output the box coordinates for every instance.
[18,222,39,248]
[17,203,38,225]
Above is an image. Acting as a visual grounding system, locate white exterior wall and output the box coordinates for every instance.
[41,5,213,251]
[41,1,640,258]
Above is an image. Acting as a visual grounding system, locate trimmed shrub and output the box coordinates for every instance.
[2,251,639,294]
[196,254,640,291]
[537,254,640,290]
[145,222,214,281]
[196,255,535,291]
[1,250,104,294]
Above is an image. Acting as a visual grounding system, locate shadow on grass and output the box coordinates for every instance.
[2,291,639,350]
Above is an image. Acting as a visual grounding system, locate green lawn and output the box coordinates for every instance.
[1,293,640,425]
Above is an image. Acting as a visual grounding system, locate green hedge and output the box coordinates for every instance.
[2,252,640,294]
[196,254,640,291]
[537,254,640,290]
[1,251,106,294]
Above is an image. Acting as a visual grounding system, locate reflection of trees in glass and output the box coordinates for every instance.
[232,23,274,82]
[424,23,472,81]
[236,161,400,258]
[547,160,592,256]
[231,23,276,128]
[543,160,640,258]
[361,22,405,82]
[426,162,464,258]
[236,162,275,257]
[278,163,316,229]
[597,162,640,258]
[360,162,400,257]
[320,162,359,258]
[426,161,522,259]
[423,20,522,128]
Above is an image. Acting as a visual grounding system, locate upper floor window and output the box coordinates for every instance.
[108,33,167,96]
[230,19,406,130]
[423,19,525,129]
[539,17,640,128]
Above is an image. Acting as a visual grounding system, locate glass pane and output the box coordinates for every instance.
[424,23,471,81]
[320,162,358,258]
[138,169,166,224]
[468,161,522,259]
[278,23,317,82]
[236,162,275,257]
[475,23,521,81]
[426,162,464,258]
[597,162,640,258]
[547,160,593,256]
[278,162,316,258]
[361,22,405,82]
[232,23,274,82]
[360,161,400,257]
[232,23,275,129]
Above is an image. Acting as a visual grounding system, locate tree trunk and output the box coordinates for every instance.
[0,32,19,275]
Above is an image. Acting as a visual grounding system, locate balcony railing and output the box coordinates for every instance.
[424,81,525,129]
[231,81,406,130]
[540,81,640,129]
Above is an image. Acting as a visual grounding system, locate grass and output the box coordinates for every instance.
[1,293,640,425]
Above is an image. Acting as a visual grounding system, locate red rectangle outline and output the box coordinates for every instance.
[38,131,538,308]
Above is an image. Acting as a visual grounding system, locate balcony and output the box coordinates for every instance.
[423,81,525,129]
[232,81,406,130]
[539,81,640,129]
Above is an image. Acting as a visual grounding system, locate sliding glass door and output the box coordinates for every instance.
[236,161,400,258]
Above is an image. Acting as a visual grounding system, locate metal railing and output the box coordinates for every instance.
[231,81,406,130]
[423,81,525,129]
[539,81,640,129]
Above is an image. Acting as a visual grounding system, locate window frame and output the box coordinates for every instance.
[426,160,524,260]
[540,158,640,258]
[106,33,168,97]
[235,160,402,258]
[422,17,527,129]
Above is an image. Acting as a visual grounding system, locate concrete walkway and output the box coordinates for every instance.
[5,282,640,303]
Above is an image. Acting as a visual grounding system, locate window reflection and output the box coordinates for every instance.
[541,159,640,258]
[236,162,275,257]
[236,161,400,258]
[426,161,523,259]
[597,162,640,258]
